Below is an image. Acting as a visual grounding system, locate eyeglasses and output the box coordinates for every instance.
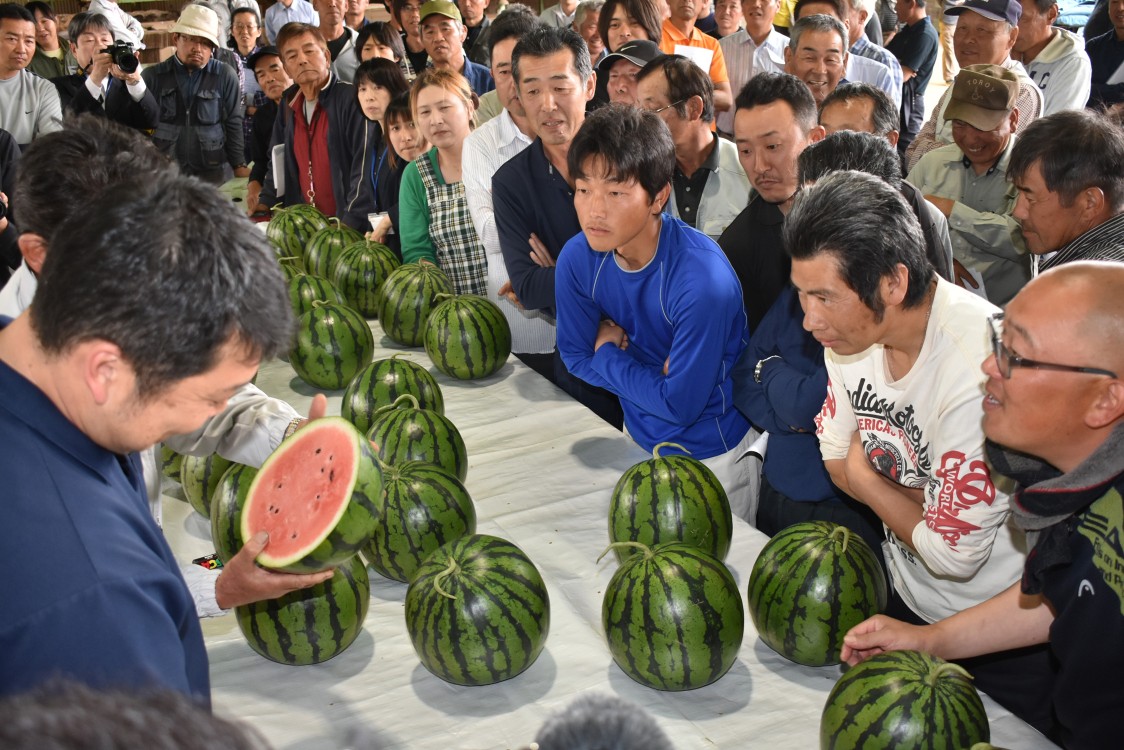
[987,312,1118,380]
[651,98,686,115]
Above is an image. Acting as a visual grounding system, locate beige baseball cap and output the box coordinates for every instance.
[943,64,1019,131]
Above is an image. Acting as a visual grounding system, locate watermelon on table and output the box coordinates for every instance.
[820,650,990,749]
[747,521,887,667]
[180,453,235,519]
[423,294,512,380]
[160,444,184,481]
[236,553,370,666]
[288,273,345,318]
[266,204,328,263]
[405,534,550,686]
[601,541,743,691]
[240,417,383,573]
[364,460,476,583]
[341,354,444,435]
[210,462,258,564]
[376,263,454,347]
[278,255,305,279]
[290,301,376,390]
[331,239,400,318]
[304,217,365,280]
[608,441,733,564]
[366,394,468,481]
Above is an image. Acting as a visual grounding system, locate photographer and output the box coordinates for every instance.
[50,12,157,131]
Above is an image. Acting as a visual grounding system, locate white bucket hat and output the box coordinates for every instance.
[172,5,221,48]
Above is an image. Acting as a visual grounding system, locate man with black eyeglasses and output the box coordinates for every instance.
[843,260,1124,750]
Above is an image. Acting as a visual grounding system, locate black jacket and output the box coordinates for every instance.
[51,73,158,132]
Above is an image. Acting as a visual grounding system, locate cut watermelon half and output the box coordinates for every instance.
[242,417,383,573]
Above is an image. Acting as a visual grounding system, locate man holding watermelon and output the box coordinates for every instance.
[842,262,1124,749]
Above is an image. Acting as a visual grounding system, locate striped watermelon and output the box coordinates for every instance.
[609,441,732,564]
[290,301,375,390]
[331,239,401,318]
[423,294,512,380]
[236,553,370,666]
[267,204,328,263]
[181,453,235,518]
[241,417,383,573]
[305,218,365,280]
[288,273,345,318]
[278,255,305,279]
[748,521,887,667]
[367,394,468,481]
[210,462,258,564]
[341,355,444,434]
[376,263,454,347]
[160,444,184,480]
[405,534,550,685]
[820,651,989,749]
[601,541,744,691]
[364,461,476,582]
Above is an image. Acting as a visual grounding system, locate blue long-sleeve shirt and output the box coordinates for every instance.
[556,215,750,458]
[732,285,842,502]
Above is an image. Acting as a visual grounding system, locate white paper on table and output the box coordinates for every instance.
[271,144,286,193]
[674,44,713,74]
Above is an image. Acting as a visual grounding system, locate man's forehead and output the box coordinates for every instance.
[1,19,34,36]
[736,101,799,135]
[254,56,283,71]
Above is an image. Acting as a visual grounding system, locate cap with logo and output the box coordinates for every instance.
[246,45,281,71]
[598,39,664,72]
[420,0,463,24]
[945,0,1023,25]
[944,64,1019,131]
[172,4,221,48]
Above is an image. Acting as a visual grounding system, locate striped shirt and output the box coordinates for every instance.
[1038,212,1124,274]
[717,28,787,135]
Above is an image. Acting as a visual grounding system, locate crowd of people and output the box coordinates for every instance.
[1,0,1124,747]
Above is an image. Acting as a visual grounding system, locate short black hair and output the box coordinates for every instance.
[24,1,54,20]
[0,3,35,24]
[67,11,113,42]
[798,130,903,188]
[513,25,593,87]
[355,20,406,63]
[1008,109,1124,212]
[353,56,410,108]
[793,0,847,19]
[230,6,260,25]
[819,82,898,138]
[487,1,540,56]
[568,103,674,202]
[785,170,934,319]
[31,171,293,399]
[636,54,715,124]
[735,72,818,133]
[597,0,664,53]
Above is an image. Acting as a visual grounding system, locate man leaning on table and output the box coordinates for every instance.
[842,261,1124,750]
[555,103,760,522]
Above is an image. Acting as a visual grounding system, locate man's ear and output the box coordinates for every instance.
[881,263,910,308]
[18,233,48,275]
[81,339,128,407]
[1085,379,1124,431]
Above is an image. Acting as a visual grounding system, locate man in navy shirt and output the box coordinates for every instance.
[0,170,293,704]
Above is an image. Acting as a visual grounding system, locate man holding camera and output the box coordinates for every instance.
[51,12,156,131]
[141,5,248,183]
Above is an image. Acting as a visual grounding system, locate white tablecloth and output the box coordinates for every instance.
[163,323,1057,750]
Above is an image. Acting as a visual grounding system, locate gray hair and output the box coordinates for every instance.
[789,13,849,53]
[574,0,605,27]
[533,694,675,750]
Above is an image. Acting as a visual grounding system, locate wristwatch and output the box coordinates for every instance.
[753,355,782,384]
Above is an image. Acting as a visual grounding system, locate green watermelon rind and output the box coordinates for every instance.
[288,273,345,319]
[341,355,445,435]
[181,453,235,519]
[366,399,468,482]
[266,204,328,263]
[423,295,512,380]
[602,541,744,691]
[404,533,550,686]
[747,520,888,667]
[290,302,376,391]
[820,650,990,749]
[376,263,455,347]
[235,553,371,666]
[210,462,258,564]
[242,417,383,574]
[304,218,365,280]
[331,240,401,318]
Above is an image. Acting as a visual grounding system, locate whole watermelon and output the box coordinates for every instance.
[277,255,305,279]
[423,294,512,380]
[747,521,887,667]
[602,541,743,691]
[376,263,454,347]
[405,534,550,685]
[210,462,258,564]
[290,301,375,390]
[241,417,383,573]
[820,651,989,749]
[288,273,345,318]
[341,355,444,434]
[609,441,732,564]
[160,444,184,481]
[180,453,235,518]
[366,394,467,481]
[364,461,476,583]
[305,218,365,280]
[236,553,370,666]
[331,239,400,318]
[266,204,328,263]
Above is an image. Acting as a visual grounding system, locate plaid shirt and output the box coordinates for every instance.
[851,36,904,104]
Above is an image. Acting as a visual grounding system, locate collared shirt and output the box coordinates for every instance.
[660,20,730,87]
[83,73,148,105]
[265,0,319,44]
[717,28,786,135]
[1038,212,1124,274]
[851,35,903,106]
[668,134,750,240]
[671,135,723,228]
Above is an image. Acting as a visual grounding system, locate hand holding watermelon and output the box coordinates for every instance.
[840,615,939,666]
[214,531,335,610]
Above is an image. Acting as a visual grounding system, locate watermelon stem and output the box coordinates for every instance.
[830,525,852,554]
[432,556,460,600]
[652,442,690,459]
[380,393,420,413]
[596,541,652,563]
[929,660,975,686]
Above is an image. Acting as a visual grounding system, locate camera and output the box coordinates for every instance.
[100,40,139,74]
